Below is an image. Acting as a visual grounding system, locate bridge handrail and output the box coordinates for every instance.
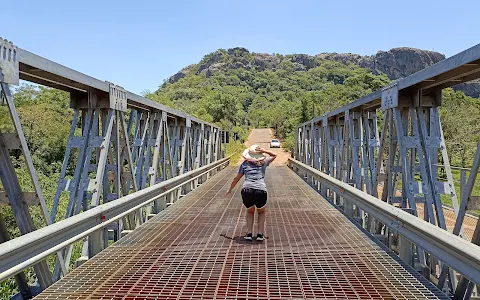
[0,157,230,283]
[288,157,480,286]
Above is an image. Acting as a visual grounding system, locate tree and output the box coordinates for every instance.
[440,89,480,167]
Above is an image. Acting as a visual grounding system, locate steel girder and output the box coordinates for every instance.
[295,93,462,293]
[0,37,223,294]
[50,99,223,277]
[0,82,55,293]
[288,158,480,289]
[294,42,480,297]
[0,38,68,293]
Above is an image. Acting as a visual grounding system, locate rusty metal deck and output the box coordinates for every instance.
[35,167,448,299]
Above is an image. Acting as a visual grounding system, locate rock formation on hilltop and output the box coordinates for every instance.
[167,47,479,97]
[316,48,446,79]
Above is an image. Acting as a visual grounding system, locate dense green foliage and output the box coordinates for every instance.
[440,89,480,167]
[146,49,391,149]
[0,86,77,299]
[147,48,480,166]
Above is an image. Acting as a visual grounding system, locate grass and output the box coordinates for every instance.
[225,140,245,165]
[380,168,480,216]
[394,169,480,216]
[440,169,480,216]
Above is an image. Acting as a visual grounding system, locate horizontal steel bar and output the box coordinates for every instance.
[288,157,480,285]
[15,47,217,128]
[435,164,480,173]
[299,43,480,127]
[0,157,230,282]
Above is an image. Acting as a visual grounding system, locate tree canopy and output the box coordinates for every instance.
[148,50,392,149]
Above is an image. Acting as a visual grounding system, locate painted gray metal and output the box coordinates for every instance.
[16,47,217,128]
[1,37,226,295]
[0,80,68,287]
[449,143,480,299]
[0,38,19,85]
[293,44,480,294]
[0,157,230,283]
[288,157,480,286]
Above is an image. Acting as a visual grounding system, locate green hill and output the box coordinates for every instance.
[145,47,392,149]
[145,47,480,164]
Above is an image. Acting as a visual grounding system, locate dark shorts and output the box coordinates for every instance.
[241,188,267,208]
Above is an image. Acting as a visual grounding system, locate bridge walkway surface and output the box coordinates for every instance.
[34,166,449,300]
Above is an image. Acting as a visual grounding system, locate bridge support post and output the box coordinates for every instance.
[398,235,414,267]
[294,127,301,173]
[377,85,461,289]
[0,92,55,290]
[334,117,345,205]
[149,112,165,213]
[139,111,163,214]
[312,122,320,189]
[303,123,312,184]
[195,124,205,185]
[51,85,140,277]
[0,39,68,291]
[175,119,188,200]
[453,143,480,299]
[340,111,354,217]
[206,125,213,180]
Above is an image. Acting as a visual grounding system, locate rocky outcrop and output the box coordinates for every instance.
[289,54,319,69]
[167,47,480,97]
[453,80,480,97]
[317,48,446,79]
[253,53,281,71]
[196,50,226,75]
[168,65,194,84]
[318,48,479,97]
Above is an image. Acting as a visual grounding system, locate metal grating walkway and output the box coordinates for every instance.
[35,166,449,300]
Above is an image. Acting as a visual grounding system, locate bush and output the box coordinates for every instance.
[225,140,245,164]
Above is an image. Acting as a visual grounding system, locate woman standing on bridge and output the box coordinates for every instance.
[226,145,277,241]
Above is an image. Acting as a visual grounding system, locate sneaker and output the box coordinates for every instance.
[256,233,265,241]
[244,233,253,240]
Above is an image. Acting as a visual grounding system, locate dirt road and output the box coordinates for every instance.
[240,128,290,166]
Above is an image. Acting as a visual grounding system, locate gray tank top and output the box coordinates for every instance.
[238,157,273,191]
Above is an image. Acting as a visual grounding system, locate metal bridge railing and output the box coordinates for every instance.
[0,36,229,297]
[294,42,480,299]
[288,157,480,292]
[0,157,230,284]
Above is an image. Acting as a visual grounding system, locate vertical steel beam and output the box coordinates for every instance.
[149,114,164,213]
[0,81,55,288]
[0,129,53,289]
[119,111,140,226]
[176,119,188,200]
[452,143,480,299]
[0,216,32,298]
[133,112,150,189]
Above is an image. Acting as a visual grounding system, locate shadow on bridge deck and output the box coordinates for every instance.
[34,167,448,300]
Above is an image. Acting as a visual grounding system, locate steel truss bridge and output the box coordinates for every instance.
[0,37,480,299]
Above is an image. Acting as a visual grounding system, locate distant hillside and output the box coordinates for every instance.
[167,47,479,97]
[148,46,480,166]
[149,47,392,148]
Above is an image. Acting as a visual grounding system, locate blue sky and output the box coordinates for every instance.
[2,0,479,94]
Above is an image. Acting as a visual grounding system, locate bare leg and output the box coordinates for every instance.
[246,206,255,233]
[257,207,266,234]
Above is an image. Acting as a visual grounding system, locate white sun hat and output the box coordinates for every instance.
[242,144,265,161]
